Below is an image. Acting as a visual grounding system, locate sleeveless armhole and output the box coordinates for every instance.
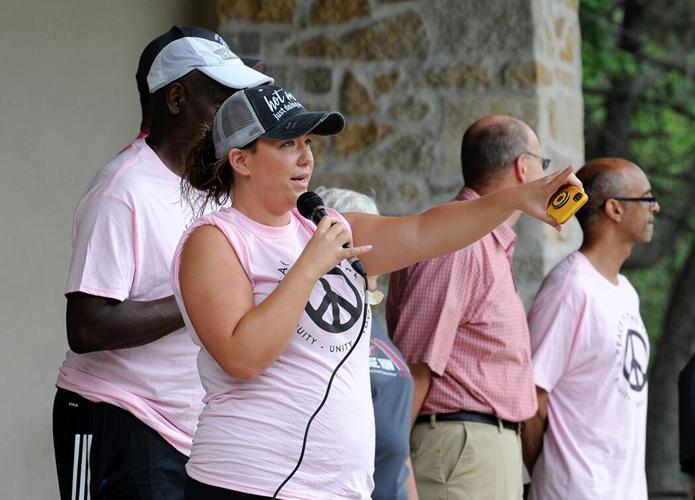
[182,214,256,289]
[209,220,255,288]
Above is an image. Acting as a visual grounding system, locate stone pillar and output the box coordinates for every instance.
[217,0,584,305]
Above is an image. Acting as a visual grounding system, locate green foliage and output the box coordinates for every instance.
[580,0,695,346]
[624,236,691,349]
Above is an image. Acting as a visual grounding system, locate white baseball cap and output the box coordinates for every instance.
[146,37,273,93]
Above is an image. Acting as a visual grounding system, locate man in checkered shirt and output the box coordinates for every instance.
[387,115,547,500]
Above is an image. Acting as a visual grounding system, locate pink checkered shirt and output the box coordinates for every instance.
[386,187,537,422]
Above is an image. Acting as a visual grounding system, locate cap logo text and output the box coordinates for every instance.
[263,89,303,121]
[213,47,235,60]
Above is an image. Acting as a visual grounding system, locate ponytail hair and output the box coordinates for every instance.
[181,122,233,218]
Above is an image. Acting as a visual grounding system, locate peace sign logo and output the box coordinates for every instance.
[622,329,648,392]
[304,266,363,334]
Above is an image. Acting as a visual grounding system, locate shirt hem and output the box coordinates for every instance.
[64,284,127,302]
[55,379,192,456]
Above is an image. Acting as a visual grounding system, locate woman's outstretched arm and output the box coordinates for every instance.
[346,167,579,276]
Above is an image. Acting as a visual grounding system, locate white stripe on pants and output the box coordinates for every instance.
[71,434,92,500]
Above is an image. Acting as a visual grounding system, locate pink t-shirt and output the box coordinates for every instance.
[56,138,203,456]
[171,207,375,499]
[528,251,648,500]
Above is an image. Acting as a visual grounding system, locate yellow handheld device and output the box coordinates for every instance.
[547,185,588,224]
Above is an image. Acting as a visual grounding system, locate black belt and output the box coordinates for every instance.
[415,411,522,432]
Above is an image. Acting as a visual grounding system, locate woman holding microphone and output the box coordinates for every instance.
[172,84,579,499]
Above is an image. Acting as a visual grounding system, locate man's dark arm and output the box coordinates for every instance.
[66,292,185,353]
[522,386,549,473]
[410,363,433,426]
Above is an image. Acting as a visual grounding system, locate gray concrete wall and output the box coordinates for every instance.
[0,1,214,497]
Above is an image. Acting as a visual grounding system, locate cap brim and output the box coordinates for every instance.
[199,63,274,90]
[262,111,345,141]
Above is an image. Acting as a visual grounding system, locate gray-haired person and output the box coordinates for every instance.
[316,186,418,500]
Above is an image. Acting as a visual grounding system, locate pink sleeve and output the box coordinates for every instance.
[528,292,584,392]
[65,195,135,301]
[389,249,475,376]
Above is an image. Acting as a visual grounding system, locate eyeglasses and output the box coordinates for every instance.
[612,196,657,204]
[600,196,658,208]
[524,152,551,171]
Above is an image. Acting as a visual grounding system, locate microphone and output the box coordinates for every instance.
[297,191,368,279]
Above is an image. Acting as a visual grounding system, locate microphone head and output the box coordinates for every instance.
[297,191,326,223]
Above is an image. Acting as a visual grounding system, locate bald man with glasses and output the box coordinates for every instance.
[388,115,553,500]
[522,158,659,500]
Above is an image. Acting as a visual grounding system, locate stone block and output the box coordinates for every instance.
[428,0,533,57]
[385,176,432,214]
[549,101,558,140]
[371,135,435,173]
[502,61,553,89]
[559,31,576,62]
[341,72,375,115]
[515,259,545,307]
[547,98,584,151]
[342,12,428,59]
[555,17,565,38]
[303,67,332,94]
[219,31,261,55]
[375,70,400,95]
[309,171,390,204]
[442,96,540,172]
[427,171,462,199]
[307,0,370,26]
[546,216,582,247]
[301,99,331,112]
[310,135,328,166]
[268,65,290,88]
[389,97,429,122]
[422,64,490,90]
[218,0,294,23]
[555,69,575,88]
[334,122,392,158]
[544,24,555,52]
[291,12,428,60]
[291,36,343,58]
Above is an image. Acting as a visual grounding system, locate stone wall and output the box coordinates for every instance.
[217,0,585,305]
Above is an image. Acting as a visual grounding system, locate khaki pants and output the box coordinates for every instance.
[410,420,523,500]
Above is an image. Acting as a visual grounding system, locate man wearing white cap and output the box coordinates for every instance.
[52,26,272,500]
[134,25,267,137]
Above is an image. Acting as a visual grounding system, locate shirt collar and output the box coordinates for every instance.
[455,186,517,254]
